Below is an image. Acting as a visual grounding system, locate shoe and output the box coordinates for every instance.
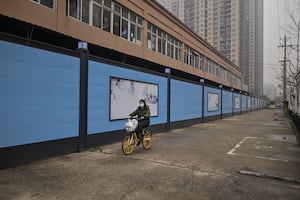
[137,141,141,146]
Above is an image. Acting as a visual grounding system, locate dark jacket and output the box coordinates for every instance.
[130,105,150,123]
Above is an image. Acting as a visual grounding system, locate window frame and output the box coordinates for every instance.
[147,22,181,61]
[91,1,103,28]
[31,0,56,9]
[184,45,203,69]
[67,0,144,45]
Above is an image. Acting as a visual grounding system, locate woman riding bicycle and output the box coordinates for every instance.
[128,99,150,144]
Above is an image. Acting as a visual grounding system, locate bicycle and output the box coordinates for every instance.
[122,117,153,155]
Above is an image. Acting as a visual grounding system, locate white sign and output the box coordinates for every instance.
[235,97,240,109]
[208,93,219,111]
[110,77,158,120]
[248,99,251,108]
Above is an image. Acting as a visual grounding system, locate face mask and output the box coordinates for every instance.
[139,103,144,107]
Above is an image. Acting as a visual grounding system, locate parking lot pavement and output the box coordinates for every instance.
[0,109,300,200]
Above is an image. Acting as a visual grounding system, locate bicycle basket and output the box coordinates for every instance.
[125,119,138,133]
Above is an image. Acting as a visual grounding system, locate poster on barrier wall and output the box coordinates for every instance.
[208,92,219,111]
[235,97,241,109]
[110,77,158,120]
[248,99,251,108]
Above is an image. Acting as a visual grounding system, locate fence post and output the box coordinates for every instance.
[240,91,242,115]
[219,85,223,119]
[200,79,205,122]
[245,93,248,112]
[165,68,171,131]
[231,88,234,116]
[78,42,88,152]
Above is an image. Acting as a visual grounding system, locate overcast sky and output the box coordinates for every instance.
[264,0,300,94]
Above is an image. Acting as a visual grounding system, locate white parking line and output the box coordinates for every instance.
[227,137,257,155]
[246,154,289,162]
[227,136,290,163]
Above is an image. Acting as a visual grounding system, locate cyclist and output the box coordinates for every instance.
[128,99,150,145]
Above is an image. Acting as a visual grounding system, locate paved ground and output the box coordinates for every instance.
[1,109,300,200]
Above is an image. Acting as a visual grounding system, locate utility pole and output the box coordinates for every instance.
[297,21,300,109]
[297,20,299,72]
[278,35,293,114]
[283,35,287,102]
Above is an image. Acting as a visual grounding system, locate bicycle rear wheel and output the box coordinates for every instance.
[142,131,152,150]
[122,135,135,155]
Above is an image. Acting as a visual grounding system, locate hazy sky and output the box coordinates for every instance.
[264,0,300,94]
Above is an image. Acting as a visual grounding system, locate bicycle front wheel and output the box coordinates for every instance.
[142,131,152,150]
[122,135,135,155]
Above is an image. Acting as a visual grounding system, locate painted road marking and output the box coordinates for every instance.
[227,137,257,155]
[227,136,290,163]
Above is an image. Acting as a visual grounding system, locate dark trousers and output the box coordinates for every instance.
[136,120,149,139]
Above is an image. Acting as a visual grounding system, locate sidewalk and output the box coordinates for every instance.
[0,109,299,200]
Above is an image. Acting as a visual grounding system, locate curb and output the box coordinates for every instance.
[238,170,300,184]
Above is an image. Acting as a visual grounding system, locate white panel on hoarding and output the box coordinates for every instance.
[208,93,219,111]
[110,77,158,120]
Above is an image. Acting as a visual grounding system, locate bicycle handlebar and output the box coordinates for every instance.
[128,115,142,120]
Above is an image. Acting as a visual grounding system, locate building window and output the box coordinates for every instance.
[32,0,55,9]
[113,11,121,36]
[103,7,111,32]
[67,0,143,45]
[69,0,80,20]
[82,0,89,23]
[147,23,156,51]
[136,18,143,44]
[92,2,102,28]
[147,22,181,61]
[205,58,220,77]
[166,35,171,57]
[220,66,228,81]
[121,8,129,39]
[174,40,181,61]
[128,13,143,44]
[130,13,136,42]
[104,0,111,8]
[161,33,166,55]
[184,45,203,70]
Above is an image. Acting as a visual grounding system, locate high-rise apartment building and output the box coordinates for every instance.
[158,0,263,96]
[158,0,184,21]
[240,0,264,96]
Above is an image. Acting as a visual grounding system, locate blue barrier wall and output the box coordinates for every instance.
[170,79,202,122]
[0,40,266,150]
[0,41,80,148]
[222,90,232,114]
[87,60,168,135]
[204,87,221,116]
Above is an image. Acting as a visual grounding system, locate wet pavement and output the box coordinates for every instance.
[0,109,300,200]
